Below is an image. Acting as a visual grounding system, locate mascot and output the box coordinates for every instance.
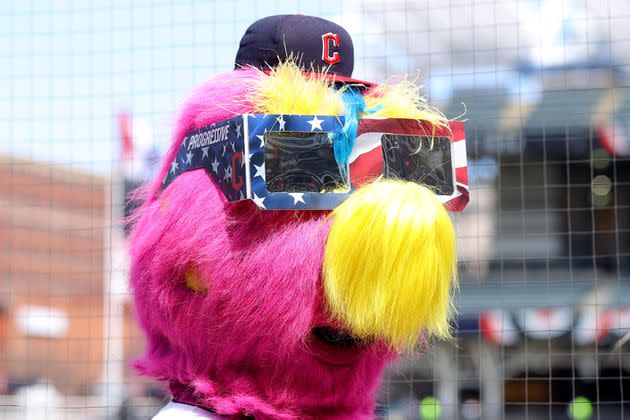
[129,14,469,419]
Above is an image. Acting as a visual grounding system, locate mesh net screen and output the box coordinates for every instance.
[1,1,629,418]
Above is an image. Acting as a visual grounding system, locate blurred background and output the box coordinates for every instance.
[1,0,629,418]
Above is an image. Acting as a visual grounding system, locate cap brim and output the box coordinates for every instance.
[262,69,376,90]
[314,72,376,90]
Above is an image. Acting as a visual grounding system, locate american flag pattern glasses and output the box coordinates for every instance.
[160,114,469,211]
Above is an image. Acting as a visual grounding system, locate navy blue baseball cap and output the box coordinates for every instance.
[235,14,374,88]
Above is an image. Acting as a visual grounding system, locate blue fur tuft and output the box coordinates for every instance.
[331,89,365,178]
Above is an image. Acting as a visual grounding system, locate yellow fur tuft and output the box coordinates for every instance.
[248,60,447,130]
[365,79,447,128]
[323,180,457,350]
[249,60,344,116]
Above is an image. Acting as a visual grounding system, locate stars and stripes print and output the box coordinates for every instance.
[348,119,469,212]
[246,114,347,210]
[161,115,247,202]
[162,113,468,211]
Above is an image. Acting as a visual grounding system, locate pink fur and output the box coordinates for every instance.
[145,68,263,202]
[130,70,394,419]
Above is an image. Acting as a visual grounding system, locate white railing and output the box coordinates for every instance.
[0,394,162,420]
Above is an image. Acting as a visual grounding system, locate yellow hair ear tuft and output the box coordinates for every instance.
[365,79,448,128]
[248,59,345,116]
[323,180,457,351]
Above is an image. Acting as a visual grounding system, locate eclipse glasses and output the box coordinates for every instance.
[161,114,469,211]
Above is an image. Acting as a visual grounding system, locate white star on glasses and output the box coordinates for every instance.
[307,115,324,131]
[170,160,179,174]
[235,123,242,138]
[253,162,265,179]
[288,193,306,205]
[210,157,220,173]
[185,151,193,165]
[201,147,209,159]
[252,193,266,209]
[223,165,232,182]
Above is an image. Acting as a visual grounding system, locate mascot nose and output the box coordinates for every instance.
[322,180,457,351]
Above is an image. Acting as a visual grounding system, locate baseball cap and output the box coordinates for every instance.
[234,14,374,88]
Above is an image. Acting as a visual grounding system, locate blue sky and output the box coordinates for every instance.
[1,0,608,175]
[0,0,351,174]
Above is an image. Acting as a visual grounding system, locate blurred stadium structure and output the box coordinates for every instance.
[1,0,630,418]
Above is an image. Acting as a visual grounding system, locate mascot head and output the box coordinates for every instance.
[130,14,466,419]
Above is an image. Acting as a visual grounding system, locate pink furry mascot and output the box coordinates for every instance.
[130,15,465,419]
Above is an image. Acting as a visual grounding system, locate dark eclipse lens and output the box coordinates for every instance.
[381,134,454,195]
[264,131,348,193]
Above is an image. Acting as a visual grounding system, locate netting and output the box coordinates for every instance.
[1,1,629,419]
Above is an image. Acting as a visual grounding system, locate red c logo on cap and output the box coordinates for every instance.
[321,32,341,65]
